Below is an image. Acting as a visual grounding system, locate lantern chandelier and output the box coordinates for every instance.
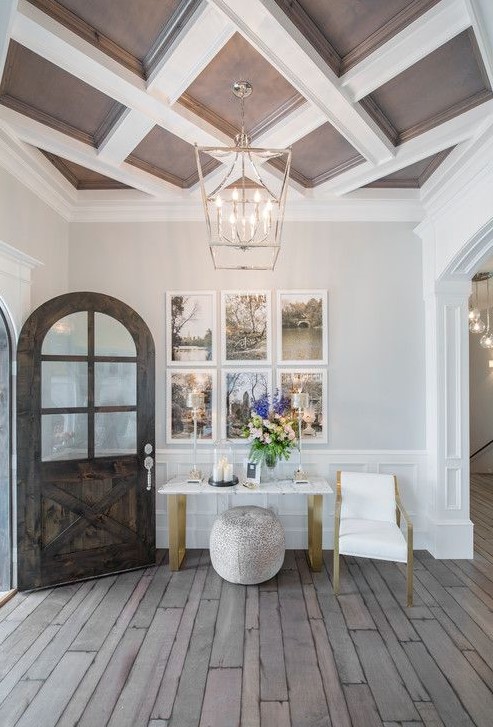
[194,81,292,270]
[469,272,493,348]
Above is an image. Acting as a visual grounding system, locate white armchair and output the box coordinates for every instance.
[333,470,413,606]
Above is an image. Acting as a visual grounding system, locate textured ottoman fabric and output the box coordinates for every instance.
[209,506,285,584]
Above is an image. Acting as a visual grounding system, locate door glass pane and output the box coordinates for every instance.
[95,362,136,406]
[42,361,88,408]
[42,312,88,355]
[95,412,136,456]
[95,313,136,357]
[42,413,88,461]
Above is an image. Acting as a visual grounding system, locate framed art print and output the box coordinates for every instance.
[166,291,216,366]
[221,291,271,365]
[221,368,272,440]
[166,369,217,444]
[277,368,327,443]
[277,290,327,364]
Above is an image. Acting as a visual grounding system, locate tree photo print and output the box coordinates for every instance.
[222,291,271,364]
[278,291,327,364]
[223,369,271,439]
[167,370,215,443]
[167,292,215,365]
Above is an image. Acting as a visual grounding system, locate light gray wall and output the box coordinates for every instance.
[0,167,69,313]
[69,219,426,451]
[469,333,493,472]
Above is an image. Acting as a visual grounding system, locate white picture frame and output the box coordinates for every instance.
[166,291,216,366]
[166,369,217,444]
[277,368,328,443]
[244,459,261,485]
[221,368,272,440]
[221,290,272,365]
[277,290,328,365]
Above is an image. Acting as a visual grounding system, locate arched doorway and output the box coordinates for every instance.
[0,302,14,594]
[17,292,156,590]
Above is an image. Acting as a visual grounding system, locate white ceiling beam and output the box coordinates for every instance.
[208,0,395,164]
[254,102,327,147]
[314,99,493,196]
[467,0,493,88]
[0,104,185,200]
[0,0,17,80]
[148,2,235,103]
[99,3,234,165]
[98,109,154,164]
[12,0,227,147]
[341,0,471,102]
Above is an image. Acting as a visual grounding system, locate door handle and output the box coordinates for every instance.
[144,455,154,491]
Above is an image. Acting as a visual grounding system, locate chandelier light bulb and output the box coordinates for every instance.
[468,306,481,321]
[232,188,239,202]
[480,332,493,348]
[254,189,261,204]
[470,318,486,333]
[215,195,222,208]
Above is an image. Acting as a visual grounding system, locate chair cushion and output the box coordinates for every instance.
[339,518,407,562]
[340,471,396,522]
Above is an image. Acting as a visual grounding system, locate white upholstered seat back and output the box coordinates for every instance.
[340,471,396,523]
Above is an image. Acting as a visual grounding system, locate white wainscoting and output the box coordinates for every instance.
[155,449,428,551]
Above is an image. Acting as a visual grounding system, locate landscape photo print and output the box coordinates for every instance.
[167,291,216,365]
[222,369,271,440]
[278,290,327,364]
[222,291,271,364]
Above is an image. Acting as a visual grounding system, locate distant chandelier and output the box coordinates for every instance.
[195,80,292,270]
[469,272,493,348]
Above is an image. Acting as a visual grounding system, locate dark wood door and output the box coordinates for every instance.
[17,292,155,590]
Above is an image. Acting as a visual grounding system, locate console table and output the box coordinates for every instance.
[158,476,333,572]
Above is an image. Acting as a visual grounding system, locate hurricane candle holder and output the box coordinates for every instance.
[291,391,310,483]
[186,390,205,482]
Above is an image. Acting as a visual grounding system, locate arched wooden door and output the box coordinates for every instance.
[0,304,13,591]
[17,292,155,590]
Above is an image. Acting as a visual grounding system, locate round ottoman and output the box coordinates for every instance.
[209,506,285,584]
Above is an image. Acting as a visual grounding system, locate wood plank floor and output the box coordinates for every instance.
[1,477,493,726]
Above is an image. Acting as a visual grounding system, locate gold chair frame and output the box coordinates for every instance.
[333,470,413,606]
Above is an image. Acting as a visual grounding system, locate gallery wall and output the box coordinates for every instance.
[69,218,426,452]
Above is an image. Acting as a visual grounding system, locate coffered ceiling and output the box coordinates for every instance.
[0,0,492,218]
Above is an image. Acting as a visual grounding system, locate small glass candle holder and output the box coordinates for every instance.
[209,440,237,487]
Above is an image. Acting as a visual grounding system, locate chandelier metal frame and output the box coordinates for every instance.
[195,80,292,270]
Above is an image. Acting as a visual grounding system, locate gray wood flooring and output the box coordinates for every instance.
[1,476,493,726]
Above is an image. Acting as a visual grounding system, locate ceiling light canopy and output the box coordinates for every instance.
[195,81,291,270]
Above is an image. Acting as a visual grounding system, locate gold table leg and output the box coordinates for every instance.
[307,494,323,571]
[168,494,187,571]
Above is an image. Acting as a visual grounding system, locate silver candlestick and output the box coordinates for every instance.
[291,392,310,483]
[187,391,205,482]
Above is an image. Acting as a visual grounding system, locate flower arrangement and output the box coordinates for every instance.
[243,391,297,467]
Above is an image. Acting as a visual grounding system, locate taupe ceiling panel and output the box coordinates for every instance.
[41,151,130,190]
[288,122,364,187]
[274,0,440,74]
[27,0,201,77]
[0,41,124,146]
[180,33,305,139]
[126,126,216,188]
[362,30,492,145]
[366,148,453,188]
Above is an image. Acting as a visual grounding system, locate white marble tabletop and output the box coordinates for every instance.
[158,475,333,495]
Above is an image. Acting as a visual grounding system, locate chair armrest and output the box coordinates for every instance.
[395,493,413,546]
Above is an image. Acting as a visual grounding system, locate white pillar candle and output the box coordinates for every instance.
[223,463,234,482]
[213,464,224,482]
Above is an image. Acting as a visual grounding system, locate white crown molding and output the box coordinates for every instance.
[0,124,74,220]
[0,239,42,269]
[71,190,423,223]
